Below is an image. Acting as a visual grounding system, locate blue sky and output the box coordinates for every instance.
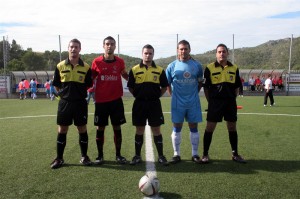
[1,0,300,58]
[270,11,300,18]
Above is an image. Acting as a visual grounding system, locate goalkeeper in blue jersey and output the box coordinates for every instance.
[166,40,203,164]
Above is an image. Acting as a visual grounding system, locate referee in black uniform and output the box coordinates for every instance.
[50,39,93,169]
[127,44,169,166]
[202,43,246,164]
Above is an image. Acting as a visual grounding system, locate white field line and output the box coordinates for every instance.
[145,124,157,177]
[1,112,300,120]
[237,113,300,117]
[143,123,163,199]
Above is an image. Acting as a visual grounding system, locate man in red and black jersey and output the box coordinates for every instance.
[50,39,93,169]
[91,36,129,165]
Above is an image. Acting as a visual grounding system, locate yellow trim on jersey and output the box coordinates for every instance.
[57,61,90,83]
[131,65,163,84]
[207,63,237,84]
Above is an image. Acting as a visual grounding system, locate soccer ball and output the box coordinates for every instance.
[138,174,160,196]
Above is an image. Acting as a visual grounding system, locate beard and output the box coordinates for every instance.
[106,49,114,55]
[70,54,78,59]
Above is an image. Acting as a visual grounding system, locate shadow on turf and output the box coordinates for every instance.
[160,159,300,174]
[59,160,148,171]
[58,159,300,174]
[159,192,182,199]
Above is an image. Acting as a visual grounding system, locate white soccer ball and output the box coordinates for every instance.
[138,174,160,196]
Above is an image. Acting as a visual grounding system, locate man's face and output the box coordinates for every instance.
[103,39,116,55]
[177,44,190,60]
[142,48,154,63]
[216,46,228,63]
[68,42,81,58]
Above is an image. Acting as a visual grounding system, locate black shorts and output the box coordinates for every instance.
[132,99,164,127]
[207,98,237,122]
[57,99,88,126]
[94,98,126,126]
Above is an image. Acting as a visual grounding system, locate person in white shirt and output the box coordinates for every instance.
[248,76,255,91]
[264,74,275,107]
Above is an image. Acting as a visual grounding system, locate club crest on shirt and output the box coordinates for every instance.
[79,76,83,81]
[153,76,157,81]
[183,71,191,78]
[230,76,233,81]
[113,65,117,73]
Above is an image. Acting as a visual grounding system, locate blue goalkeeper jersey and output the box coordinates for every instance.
[166,59,203,109]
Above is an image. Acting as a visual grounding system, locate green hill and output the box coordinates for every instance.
[154,37,300,70]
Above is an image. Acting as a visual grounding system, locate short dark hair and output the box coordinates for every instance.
[177,40,190,49]
[142,44,154,53]
[103,36,116,44]
[216,43,228,52]
[69,38,81,48]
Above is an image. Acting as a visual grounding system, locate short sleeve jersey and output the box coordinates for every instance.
[166,59,203,109]
[24,80,30,89]
[53,58,92,101]
[203,61,241,99]
[30,80,37,88]
[91,55,125,103]
[127,61,169,100]
[18,81,25,90]
[44,82,50,90]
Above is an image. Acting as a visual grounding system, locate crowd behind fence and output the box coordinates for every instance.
[9,69,298,94]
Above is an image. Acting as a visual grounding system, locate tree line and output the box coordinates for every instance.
[0,39,141,73]
[1,37,299,74]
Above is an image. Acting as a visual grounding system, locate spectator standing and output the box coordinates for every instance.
[264,74,275,107]
[239,77,244,97]
[23,79,30,99]
[18,79,25,100]
[44,79,51,98]
[49,79,57,101]
[30,78,37,99]
[166,40,204,164]
[248,76,255,91]
[86,82,95,105]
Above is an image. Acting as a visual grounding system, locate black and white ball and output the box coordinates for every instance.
[138,174,160,196]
